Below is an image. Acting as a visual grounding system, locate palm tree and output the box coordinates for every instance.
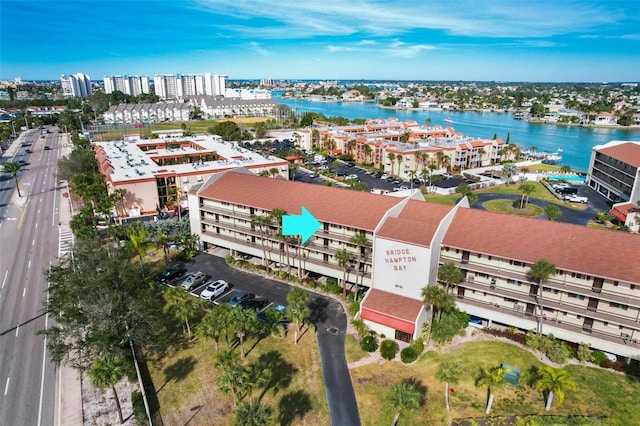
[518,182,536,208]
[408,170,417,189]
[388,380,421,425]
[155,231,171,265]
[436,362,461,412]
[286,287,311,344]
[363,144,373,165]
[531,259,557,334]
[269,208,287,265]
[217,362,249,407]
[387,152,396,175]
[111,188,128,219]
[335,248,354,297]
[476,366,509,414]
[126,224,150,273]
[233,399,275,426]
[251,214,270,267]
[346,139,357,156]
[197,307,231,351]
[87,354,126,424]
[3,161,23,197]
[269,167,279,178]
[230,307,259,358]
[535,366,576,411]
[349,232,369,300]
[438,262,464,294]
[163,286,201,339]
[421,285,454,343]
[396,155,403,178]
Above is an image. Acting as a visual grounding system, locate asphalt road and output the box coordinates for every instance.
[182,253,361,426]
[0,128,62,426]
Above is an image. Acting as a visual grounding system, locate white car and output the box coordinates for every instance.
[180,272,206,290]
[200,280,230,300]
[346,174,358,180]
[380,174,389,180]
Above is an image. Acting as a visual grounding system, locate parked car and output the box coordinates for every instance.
[200,280,230,300]
[380,174,389,180]
[308,172,319,179]
[240,297,270,312]
[227,292,256,307]
[180,272,206,290]
[258,305,289,326]
[564,194,588,203]
[25,149,32,153]
[346,174,358,180]
[155,264,186,284]
[399,185,410,190]
[44,145,51,150]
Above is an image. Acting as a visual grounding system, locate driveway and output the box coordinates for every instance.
[187,253,361,426]
[472,185,611,226]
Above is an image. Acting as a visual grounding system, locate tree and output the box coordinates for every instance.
[286,287,311,344]
[438,262,464,294]
[455,182,477,205]
[436,362,461,412]
[233,399,275,426]
[229,307,259,358]
[125,223,151,273]
[349,232,368,299]
[335,248,354,297]
[535,366,576,411]
[531,259,557,334]
[163,286,201,340]
[3,161,23,197]
[87,354,127,424]
[421,285,451,343]
[518,182,536,208]
[217,362,249,408]
[544,205,562,221]
[502,163,518,184]
[388,380,421,425]
[43,239,167,370]
[251,214,271,267]
[197,305,234,351]
[476,366,509,414]
[387,152,396,175]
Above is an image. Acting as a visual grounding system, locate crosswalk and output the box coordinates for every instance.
[58,228,74,258]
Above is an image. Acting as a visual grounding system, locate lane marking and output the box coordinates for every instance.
[33,239,36,246]
[4,377,9,396]
[2,270,7,289]
[35,222,38,228]
[16,325,19,337]
[23,287,26,297]
[28,260,32,269]
[38,263,52,426]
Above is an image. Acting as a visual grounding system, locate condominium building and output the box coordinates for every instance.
[104,75,150,96]
[188,169,640,359]
[94,134,289,215]
[587,140,640,204]
[153,73,228,99]
[102,102,192,124]
[60,73,92,97]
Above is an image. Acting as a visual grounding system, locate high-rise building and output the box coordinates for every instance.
[212,74,227,96]
[61,73,92,97]
[104,75,151,96]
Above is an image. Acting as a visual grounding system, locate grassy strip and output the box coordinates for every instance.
[482,199,544,216]
[351,340,640,426]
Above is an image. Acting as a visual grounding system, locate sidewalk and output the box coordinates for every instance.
[54,135,84,426]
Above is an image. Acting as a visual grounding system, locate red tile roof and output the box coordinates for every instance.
[444,208,640,284]
[377,200,453,247]
[197,169,402,230]
[361,289,424,327]
[598,142,640,168]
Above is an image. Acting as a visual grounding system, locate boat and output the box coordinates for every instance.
[444,118,453,123]
[513,111,525,119]
[542,150,563,164]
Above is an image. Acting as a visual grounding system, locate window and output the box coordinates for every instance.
[568,293,585,300]
[609,302,628,310]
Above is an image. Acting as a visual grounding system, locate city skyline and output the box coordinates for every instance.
[1,0,639,82]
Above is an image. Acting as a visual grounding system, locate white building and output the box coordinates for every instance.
[104,75,150,96]
[61,73,92,97]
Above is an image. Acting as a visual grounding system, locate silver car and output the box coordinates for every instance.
[180,272,206,290]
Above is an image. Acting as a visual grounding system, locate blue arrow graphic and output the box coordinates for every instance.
[282,206,321,244]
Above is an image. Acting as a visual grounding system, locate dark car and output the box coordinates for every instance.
[258,305,289,326]
[44,145,51,150]
[240,297,270,312]
[156,264,186,284]
[227,292,255,307]
[25,149,32,153]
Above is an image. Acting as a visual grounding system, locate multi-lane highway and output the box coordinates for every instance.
[0,127,66,425]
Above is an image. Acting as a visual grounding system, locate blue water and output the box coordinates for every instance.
[546,175,585,182]
[276,97,640,172]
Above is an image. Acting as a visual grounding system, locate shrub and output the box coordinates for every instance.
[410,339,424,355]
[348,301,361,317]
[547,341,572,364]
[576,343,595,363]
[360,335,379,352]
[525,330,541,350]
[380,339,399,360]
[512,199,522,208]
[224,254,234,264]
[400,346,419,363]
[131,390,146,424]
[324,282,342,295]
[592,350,608,365]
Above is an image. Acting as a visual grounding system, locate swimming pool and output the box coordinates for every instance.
[546,175,585,183]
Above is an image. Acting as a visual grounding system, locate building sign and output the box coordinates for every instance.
[373,238,430,300]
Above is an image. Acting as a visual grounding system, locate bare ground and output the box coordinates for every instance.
[82,372,138,426]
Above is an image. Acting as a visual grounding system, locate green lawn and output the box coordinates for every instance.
[350,340,640,426]
[482,199,545,216]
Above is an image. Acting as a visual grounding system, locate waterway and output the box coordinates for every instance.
[275,97,640,172]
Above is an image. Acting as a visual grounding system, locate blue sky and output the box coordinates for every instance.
[1,0,639,82]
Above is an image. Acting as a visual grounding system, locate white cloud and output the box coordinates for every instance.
[249,42,270,57]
